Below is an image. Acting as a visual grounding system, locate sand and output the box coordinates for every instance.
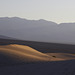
[0,44,51,62]
[0,44,75,75]
[0,44,75,63]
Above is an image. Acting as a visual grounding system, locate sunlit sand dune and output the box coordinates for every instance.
[1,44,75,75]
[47,53,75,60]
[0,44,75,65]
[0,44,52,63]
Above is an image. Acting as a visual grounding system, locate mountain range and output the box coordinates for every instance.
[0,17,75,44]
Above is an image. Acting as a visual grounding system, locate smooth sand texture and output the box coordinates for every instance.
[47,53,75,60]
[0,44,75,63]
[0,44,51,62]
[0,44,75,75]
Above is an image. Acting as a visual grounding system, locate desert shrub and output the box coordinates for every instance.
[52,56,56,58]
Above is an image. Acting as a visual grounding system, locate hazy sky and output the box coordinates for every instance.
[0,0,75,23]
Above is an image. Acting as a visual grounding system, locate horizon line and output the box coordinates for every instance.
[0,16,75,24]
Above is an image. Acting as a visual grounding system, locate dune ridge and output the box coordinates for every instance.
[0,44,75,65]
[0,44,51,62]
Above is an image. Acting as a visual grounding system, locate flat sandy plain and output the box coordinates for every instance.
[0,39,75,75]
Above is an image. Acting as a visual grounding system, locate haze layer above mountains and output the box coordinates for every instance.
[0,17,75,44]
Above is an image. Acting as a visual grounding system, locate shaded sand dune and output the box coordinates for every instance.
[0,44,52,63]
[1,60,75,75]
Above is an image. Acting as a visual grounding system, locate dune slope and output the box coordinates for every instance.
[1,44,75,75]
[0,44,51,63]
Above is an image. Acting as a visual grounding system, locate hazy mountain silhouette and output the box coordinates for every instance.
[0,17,75,44]
[0,35,14,39]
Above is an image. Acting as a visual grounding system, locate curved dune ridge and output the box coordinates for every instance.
[0,44,52,63]
[0,44,75,64]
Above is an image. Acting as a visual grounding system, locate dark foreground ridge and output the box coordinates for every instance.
[0,38,75,53]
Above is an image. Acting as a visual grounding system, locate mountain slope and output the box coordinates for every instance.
[0,17,75,44]
[0,35,13,39]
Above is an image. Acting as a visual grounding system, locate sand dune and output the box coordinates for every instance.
[0,44,75,64]
[47,53,75,60]
[0,44,52,63]
[1,44,75,75]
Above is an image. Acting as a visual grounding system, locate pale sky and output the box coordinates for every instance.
[0,0,75,23]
